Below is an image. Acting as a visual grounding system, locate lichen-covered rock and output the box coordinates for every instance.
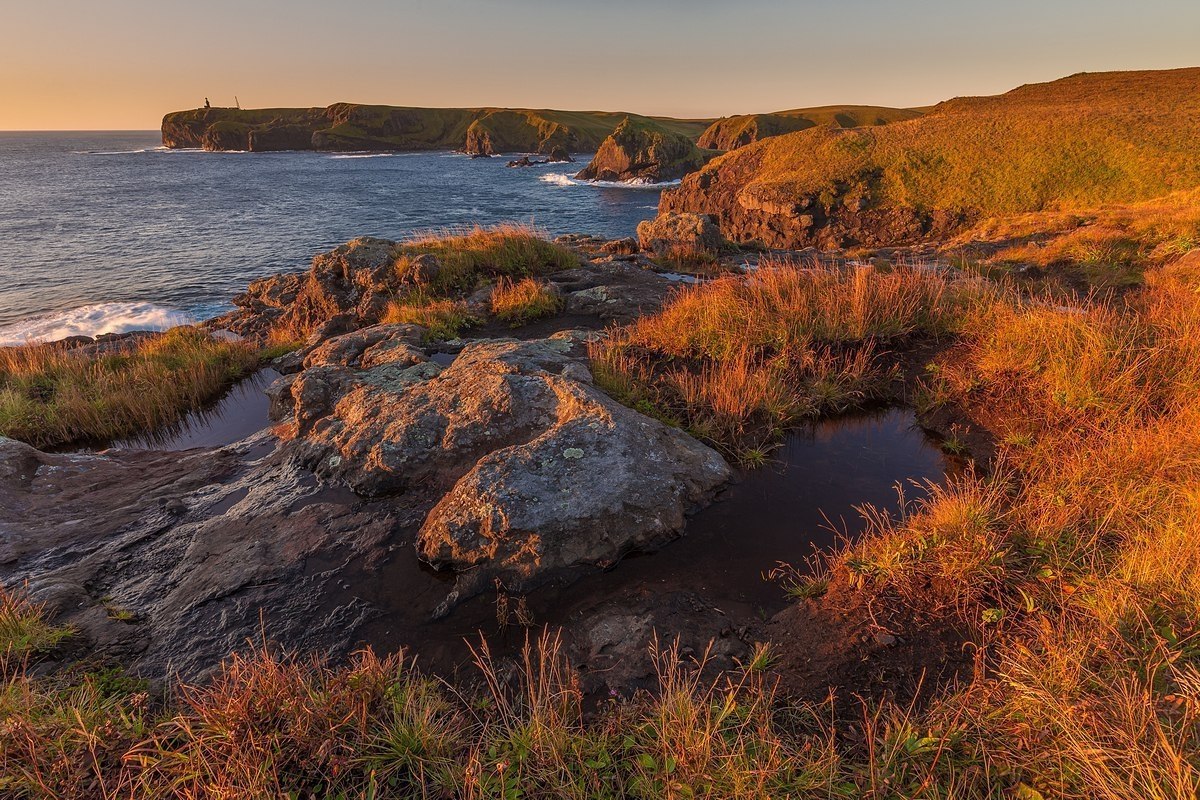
[636,212,727,256]
[276,328,730,589]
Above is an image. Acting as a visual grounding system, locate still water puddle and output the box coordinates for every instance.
[349,406,952,664]
[103,368,280,451]
[554,406,949,613]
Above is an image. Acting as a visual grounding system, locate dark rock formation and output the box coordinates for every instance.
[506,147,576,168]
[636,212,727,256]
[574,118,716,183]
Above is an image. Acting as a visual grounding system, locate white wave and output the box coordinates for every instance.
[162,148,248,154]
[540,172,681,190]
[74,147,169,155]
[328,152,397,159]
[0,303,196,346]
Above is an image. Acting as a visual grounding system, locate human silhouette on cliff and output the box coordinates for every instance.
[204,98,211,109]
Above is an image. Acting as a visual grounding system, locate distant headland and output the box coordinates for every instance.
[161,103,923,183]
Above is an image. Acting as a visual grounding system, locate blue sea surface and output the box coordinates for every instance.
[0,131,664,340]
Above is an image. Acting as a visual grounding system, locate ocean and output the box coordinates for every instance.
[0,131,669,344]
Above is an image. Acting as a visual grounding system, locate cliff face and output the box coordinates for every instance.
[661,68,1200,249]
[162,105,712,155]
[696,106,923,151]
[575,118,717,183]
[659,140,968,250]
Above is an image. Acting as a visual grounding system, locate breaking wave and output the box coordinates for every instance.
[540,172,681,190]
[0,303,196,346]
[74,147,170,155]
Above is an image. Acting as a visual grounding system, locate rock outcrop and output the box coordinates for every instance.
[659,141,969,249]
[272,329,731,594]
[636,212,727,256]
[221,237,402,338]
[575,118,716,183]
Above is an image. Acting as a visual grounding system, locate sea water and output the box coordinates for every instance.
[0,131,661,343]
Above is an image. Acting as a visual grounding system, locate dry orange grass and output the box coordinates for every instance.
[829,261,1200,797]
[489,277,562,325]
[590,261,985,454]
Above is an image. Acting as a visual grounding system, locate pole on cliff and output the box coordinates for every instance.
[234,96,241,110]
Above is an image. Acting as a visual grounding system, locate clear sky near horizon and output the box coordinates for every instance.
[2,0,1198,130]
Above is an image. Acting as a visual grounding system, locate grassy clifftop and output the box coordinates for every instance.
[663,68,1200,247]
[697,105,924,150]
[162,104,712,154]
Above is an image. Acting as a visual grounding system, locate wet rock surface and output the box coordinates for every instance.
[0,324,731,682]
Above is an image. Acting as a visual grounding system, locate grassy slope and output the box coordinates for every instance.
[686,68,1200,217]
[698,104,924,150]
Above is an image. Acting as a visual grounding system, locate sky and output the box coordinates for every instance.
[2,0,1198,130]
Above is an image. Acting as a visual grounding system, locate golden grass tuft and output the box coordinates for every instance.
[0,327,262,448]
[398,223,579,294]
[489,277,563,326]
[382,295,476,341]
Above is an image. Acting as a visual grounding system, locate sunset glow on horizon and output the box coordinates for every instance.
[2,0,1199,130]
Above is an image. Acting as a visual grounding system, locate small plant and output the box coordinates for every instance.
[490,277,563,325]
[739,642,776,672]
[383,295,477,341]
[939,424,969,455]
[0,585,71,660]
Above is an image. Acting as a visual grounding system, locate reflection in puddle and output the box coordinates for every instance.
[352,406,951,664]
[632,407,951,610]
[107,368,280,451]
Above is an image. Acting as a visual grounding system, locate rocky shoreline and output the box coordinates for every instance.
[0,228,970,698]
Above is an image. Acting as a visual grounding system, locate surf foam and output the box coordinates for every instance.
[0,303,196,346]
[540,172,681,190]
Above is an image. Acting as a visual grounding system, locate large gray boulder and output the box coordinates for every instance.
[275,327,731,591]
